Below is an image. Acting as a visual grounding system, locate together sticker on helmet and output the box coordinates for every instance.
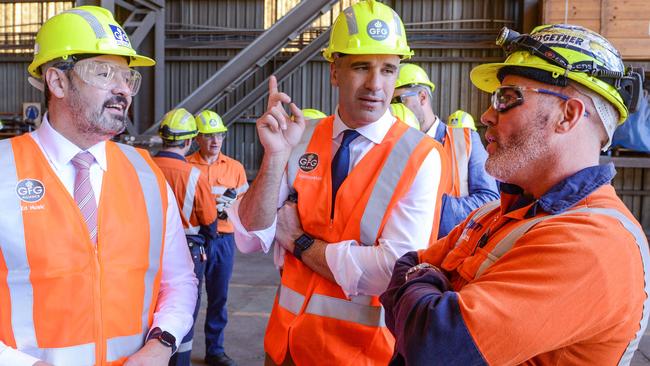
[109,24,131,48]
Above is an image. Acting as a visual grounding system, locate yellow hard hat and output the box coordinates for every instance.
[302,108,327,120]
[322,0,413,62]
[195,110,228,134]
[29,6,155,78]
[159,108,198,141]
[390,103,420,129]
[395,63,435,91]
[447,110,476,131]
[470,24,642,124]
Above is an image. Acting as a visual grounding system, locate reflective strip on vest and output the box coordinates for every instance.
[278,284,304,315]
[277,285,386,328]
[360,127,424,245]
[236,182,249,195]
[182,167,201,222]
[343,7,358,35]
[450,128,470,196]
[0,140,96,364]
[305,293,386,328]
[212,186,226,195]
[287,119,319,188]
[185,225,200,235]
[472,206,650,366]
[63,9,107,39]
[111,144,165,361]
[453,200,500,249]
[178,339,193,353]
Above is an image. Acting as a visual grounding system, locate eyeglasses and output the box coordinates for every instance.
[201,133,225,141]
[391,91,418,104]
[492,85,589,116]
[57,60,142,96]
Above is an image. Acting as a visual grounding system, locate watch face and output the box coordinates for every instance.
[160,331,176,346]
[296,234,314,250]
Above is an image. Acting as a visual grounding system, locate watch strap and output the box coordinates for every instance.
[293,233,315,261]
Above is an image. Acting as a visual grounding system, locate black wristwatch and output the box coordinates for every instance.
[147,327,177,354]
[293,233,315,261]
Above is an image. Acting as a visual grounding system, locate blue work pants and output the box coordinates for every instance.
[204,233,235,357]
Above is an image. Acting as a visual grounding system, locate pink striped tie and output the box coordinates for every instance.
[71,152,98,244]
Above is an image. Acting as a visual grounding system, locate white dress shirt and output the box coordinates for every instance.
[229,107,441,297]
[0,115,197,365]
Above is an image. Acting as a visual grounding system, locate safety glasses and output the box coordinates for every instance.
[492,85,589,116]
[57,60,142,96]
[391,90,418,104]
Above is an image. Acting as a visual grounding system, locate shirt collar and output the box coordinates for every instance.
[499,164,616,218]
[33,113,107,172]
[425,115,442,139]
[332,106,395,144]
[155,150,187,162]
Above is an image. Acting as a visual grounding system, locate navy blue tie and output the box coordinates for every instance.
[331,129,360,210]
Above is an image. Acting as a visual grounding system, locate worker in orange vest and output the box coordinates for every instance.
[0,6,197,366]
[153,108,218,366]
[381,24,650,365]
[186,110,247,366]
[231,0,446,364]
[393,63,499,238]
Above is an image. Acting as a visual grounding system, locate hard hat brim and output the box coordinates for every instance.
[29,50,155,78]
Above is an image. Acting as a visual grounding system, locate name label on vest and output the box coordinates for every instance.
[298,153,319,173]
[16,179,45,203]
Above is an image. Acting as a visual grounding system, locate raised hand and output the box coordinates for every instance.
[256,75,305,155]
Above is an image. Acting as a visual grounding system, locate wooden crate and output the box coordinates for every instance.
[542,0,650,59]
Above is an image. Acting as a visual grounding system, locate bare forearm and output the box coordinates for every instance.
[239,151,290,231]
[302,240,336,283]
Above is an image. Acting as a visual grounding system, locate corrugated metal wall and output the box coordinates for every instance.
[160,0,522,177]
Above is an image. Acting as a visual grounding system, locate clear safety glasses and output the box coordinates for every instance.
[492,85,589,116]
[391,90,418,104]
[58,60,142,96]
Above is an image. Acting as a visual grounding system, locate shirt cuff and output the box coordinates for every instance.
[228,200,276,253]
[0,343,41,366]
[325,240,363,297]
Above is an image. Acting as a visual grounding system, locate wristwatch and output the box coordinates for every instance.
[293,233,315,261]
[147,327,177,354]
[405,262,440,282]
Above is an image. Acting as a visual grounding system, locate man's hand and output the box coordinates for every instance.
[124,340,172,366]
[275,201,303,253]
[216,193,236,212]
[256,75,305,155]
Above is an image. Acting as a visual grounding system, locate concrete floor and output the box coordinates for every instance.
[189,250,650,366]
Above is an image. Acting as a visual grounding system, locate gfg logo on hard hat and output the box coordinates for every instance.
[16,179,45,203]
[367,19,389,41]
[109,24,131,48]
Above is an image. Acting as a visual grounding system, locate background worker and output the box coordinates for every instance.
[447,109,477,130]
[390,102,421,129]
[232,0,445,364]
[381,24,649,365]
[393,63,499,237]
[0,6,197,365]
[153,108,218,366]
[187,110,247,366]
[302,108,327,120]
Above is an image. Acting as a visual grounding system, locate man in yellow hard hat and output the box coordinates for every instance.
[0,6,197,366]
[231,0,445,364]
[186,110,247,366]
[393,63,499,238]
[153,108,218,366]
[381,24,649,365]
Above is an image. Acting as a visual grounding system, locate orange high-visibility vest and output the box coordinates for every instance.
[266,116,441,365]
[153,155,217,235]
[0,135,168,365]
[442,126,472,197]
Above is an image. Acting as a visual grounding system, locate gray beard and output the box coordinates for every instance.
[67,80,127,139]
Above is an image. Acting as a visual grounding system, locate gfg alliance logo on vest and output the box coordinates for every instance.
[16,179,45,203]
[367,19,389,41]
[298,153,319,173]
